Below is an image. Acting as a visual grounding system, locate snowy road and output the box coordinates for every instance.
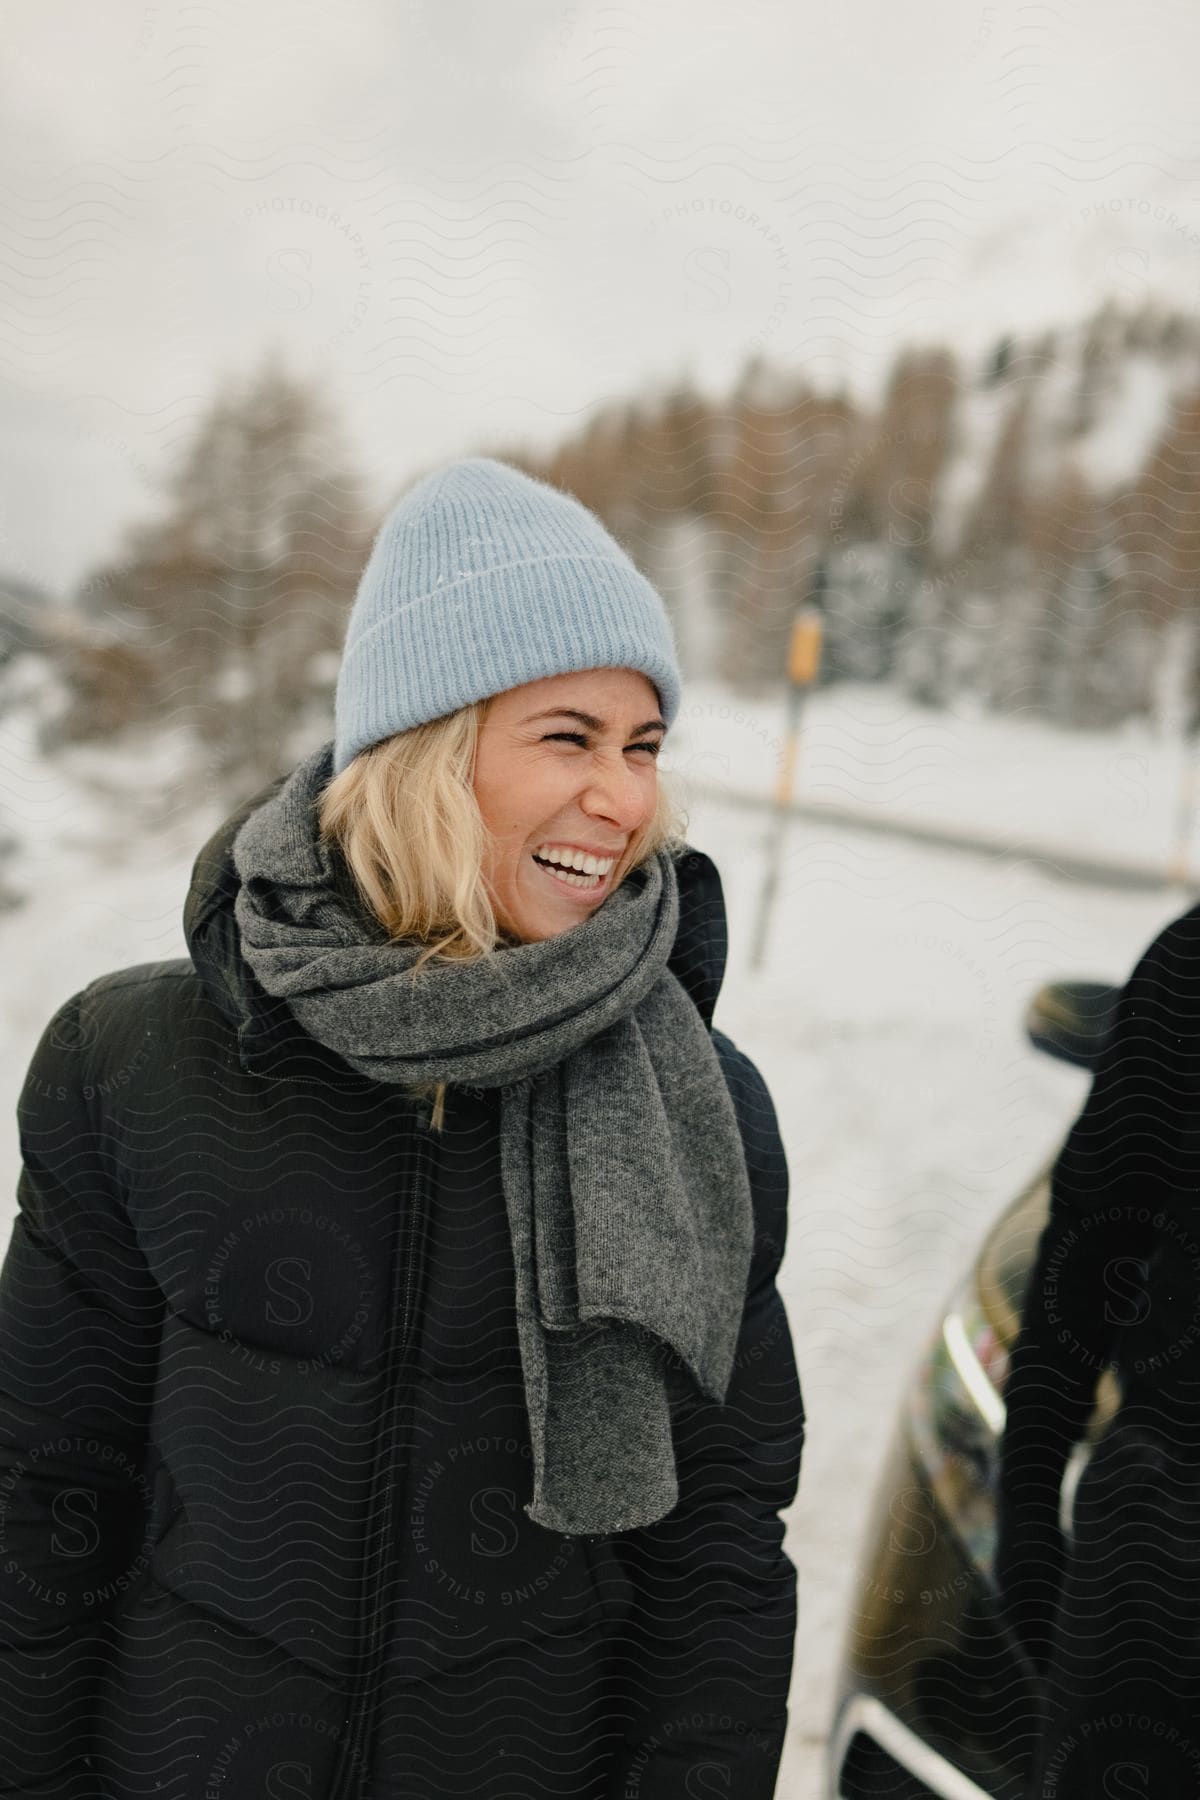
[1,695,1195,1798]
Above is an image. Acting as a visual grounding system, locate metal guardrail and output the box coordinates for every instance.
[690,781,1188,894]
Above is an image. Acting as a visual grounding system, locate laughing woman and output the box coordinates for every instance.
[0,458,804,1799]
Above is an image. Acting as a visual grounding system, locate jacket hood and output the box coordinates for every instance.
[183,757,731,1078]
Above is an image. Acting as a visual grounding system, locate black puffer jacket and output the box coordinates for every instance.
[995,899,1200,1793]
[0,778,804,1800]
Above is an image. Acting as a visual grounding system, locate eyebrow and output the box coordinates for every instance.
[522,708,667,737]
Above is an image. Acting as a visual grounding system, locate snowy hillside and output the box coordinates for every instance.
[936,318,1200,560]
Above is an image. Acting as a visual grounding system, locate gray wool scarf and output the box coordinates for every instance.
[231,741,754,1536]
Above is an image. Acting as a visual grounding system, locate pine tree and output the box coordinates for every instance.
[1068,298,1125,435]
[1115,385,1200,727]
[1030,469,1130,726]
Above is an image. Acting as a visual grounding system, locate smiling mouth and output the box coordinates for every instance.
[530,852,611,895]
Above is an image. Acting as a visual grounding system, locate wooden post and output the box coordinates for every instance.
[748,606,824,972]
[1169,734,1197,887]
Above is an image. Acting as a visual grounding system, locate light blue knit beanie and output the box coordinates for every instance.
[333,457,683,774]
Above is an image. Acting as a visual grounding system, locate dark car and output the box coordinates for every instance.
[826,981,1123,1800]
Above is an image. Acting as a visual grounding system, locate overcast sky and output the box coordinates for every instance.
[4,0,1200,596]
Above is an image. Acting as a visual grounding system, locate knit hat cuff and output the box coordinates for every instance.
[334,551,681,773]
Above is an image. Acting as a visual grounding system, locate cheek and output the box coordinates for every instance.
[477,761,564,848]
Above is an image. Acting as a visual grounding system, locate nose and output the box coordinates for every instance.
[578,750,652,833]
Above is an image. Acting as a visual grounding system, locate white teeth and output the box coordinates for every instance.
[533,844,615,876]
[531,850,606,890]
[544,864,600,889]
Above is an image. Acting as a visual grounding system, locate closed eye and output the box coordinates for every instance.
[543,732,661,757]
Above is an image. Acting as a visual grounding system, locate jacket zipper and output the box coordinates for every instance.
[328,1106,435,1800]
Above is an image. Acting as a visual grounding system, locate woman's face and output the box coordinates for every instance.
[472,666,666,943]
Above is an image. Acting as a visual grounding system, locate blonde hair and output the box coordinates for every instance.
[316,696,690,1132]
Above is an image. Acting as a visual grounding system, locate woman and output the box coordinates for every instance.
[0,458,804,1798]
[996,900,1200,1797]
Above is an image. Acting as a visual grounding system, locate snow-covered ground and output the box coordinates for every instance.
[1,677,1195,1797]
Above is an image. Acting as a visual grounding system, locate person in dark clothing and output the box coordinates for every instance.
[995,897,1200,1798]
[0,458,804,1799]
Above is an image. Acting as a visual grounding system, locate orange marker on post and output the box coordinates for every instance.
[788,606,824,686]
